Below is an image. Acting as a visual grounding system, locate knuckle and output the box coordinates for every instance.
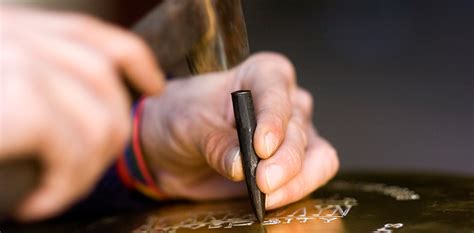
[297,88,314,114]
[252,52,296,84]
[257,88,292,120]
[113,33,150,61]
[87,65,121,98]
[261,88,284,104]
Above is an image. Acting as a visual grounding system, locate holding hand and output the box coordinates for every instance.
[141,53,339,209]
[0,6,164,221]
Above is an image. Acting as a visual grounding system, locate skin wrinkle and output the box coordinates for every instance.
[260,122,305,193]
[283,135,304,170]
[255,108,285,153]
[201,130,218,170]
[166,111,200,162]
[208,131,224,176]
[144,94,200,183]
[145,102,184,170]
[255,89,292,125]
[205,128,237,179]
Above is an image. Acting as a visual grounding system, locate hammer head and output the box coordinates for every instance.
[187,0,249,73]
[134,0,249,74]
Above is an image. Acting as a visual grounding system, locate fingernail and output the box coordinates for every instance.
[265,163,283,192]
[264,132,278,157]
[227,147,243,180]
[266,191,283,209]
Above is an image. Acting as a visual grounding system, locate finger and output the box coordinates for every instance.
[11,10,165,95]
[13,108,90,221]
[15,153,84,221]
[15,128,104,221]
[200,128,245,182]
[236,53,297,159]
[61,14,165,95]
[256,117,307,193]
[265,127,339,210]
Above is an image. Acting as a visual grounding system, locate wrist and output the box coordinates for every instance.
[116,97,167,200]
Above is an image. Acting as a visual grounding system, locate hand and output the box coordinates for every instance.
[141,53,338,209]
[0,6,164,221]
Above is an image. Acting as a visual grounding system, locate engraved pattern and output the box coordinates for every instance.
[330,181,420,200]
[372,223,404,233]
[133,198,357,232]
[263,198,357,225]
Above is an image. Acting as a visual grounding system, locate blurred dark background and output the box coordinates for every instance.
[242,0,473,175]
[11,0,473,174]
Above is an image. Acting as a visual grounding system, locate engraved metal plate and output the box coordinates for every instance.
[4,172,474,233]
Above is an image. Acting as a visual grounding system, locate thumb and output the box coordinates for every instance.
[200,129,244,182]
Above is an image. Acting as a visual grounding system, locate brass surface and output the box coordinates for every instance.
[4,172,473,233]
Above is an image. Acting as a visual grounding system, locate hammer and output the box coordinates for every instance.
[0,0,248,219]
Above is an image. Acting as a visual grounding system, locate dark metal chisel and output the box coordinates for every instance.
[231,90,266,223]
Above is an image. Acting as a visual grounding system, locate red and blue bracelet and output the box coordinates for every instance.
[116,98,166,200]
